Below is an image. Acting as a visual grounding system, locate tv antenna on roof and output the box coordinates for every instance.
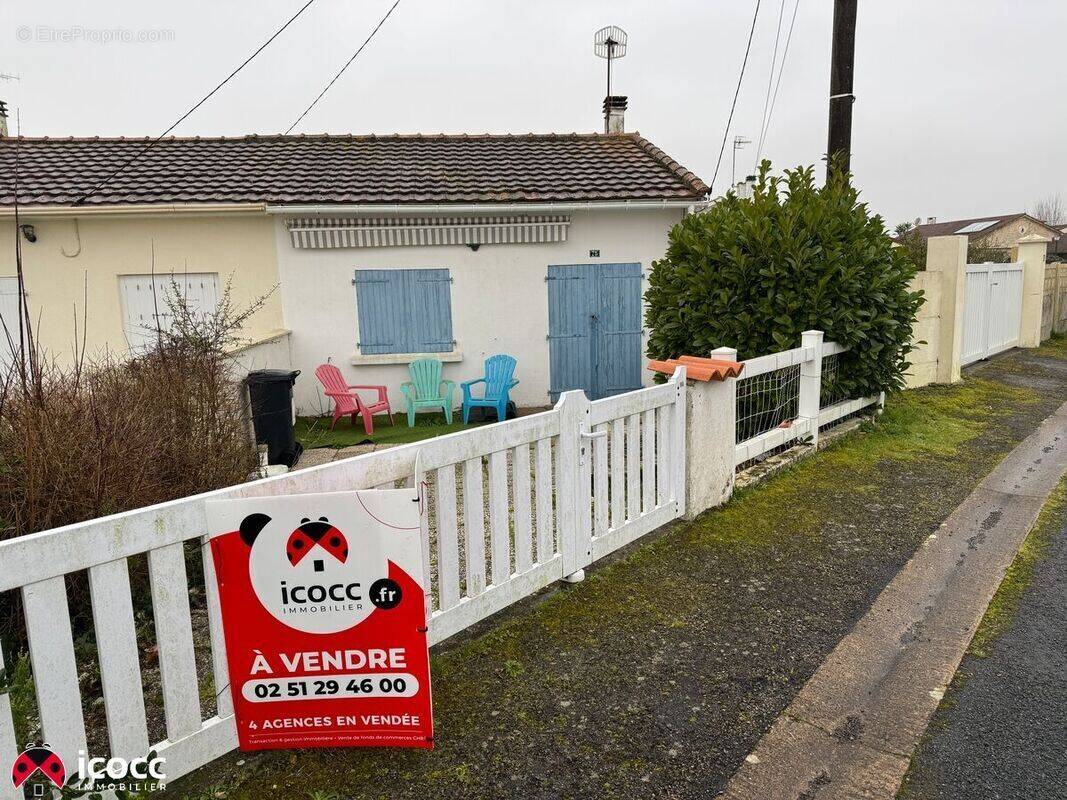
[593,25,628,101]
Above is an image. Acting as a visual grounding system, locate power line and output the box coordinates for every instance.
[72,0,319,206]
[285,0,402,134]
[709,0,762,196]
[754,0,787,172]
[756,0,801,165]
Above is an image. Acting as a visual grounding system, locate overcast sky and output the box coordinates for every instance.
[2,0,1063,225]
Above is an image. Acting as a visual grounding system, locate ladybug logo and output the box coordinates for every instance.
[285,517,349,567]
[11,744,65,789]
[239,512,387,635]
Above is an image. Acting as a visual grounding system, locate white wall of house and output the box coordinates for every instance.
[274,208,685,415]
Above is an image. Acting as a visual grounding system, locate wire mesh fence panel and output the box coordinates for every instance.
[735,364,800,444]
[820,353,847,408]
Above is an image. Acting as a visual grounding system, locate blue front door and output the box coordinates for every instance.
[547,263,643,401]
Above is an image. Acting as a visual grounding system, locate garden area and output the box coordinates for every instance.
[294,412,487,451]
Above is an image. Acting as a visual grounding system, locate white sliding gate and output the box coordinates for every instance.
[0,369,686,792]
[962,261,1024,366]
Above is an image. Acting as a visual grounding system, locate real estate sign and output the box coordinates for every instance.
[206,489,433,750]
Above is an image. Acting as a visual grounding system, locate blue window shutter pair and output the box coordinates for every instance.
[353,268,453,355]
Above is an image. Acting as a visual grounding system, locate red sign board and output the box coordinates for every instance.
[206,490,433,750]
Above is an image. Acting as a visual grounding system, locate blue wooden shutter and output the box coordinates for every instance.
[407,269,454,353]
[547,264,595,401]
[595,263,643,397]
[354,268,452,355]
[353,270,405,354]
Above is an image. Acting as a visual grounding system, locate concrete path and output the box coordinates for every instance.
[719,401,1067,800]
[898,484,1067,799]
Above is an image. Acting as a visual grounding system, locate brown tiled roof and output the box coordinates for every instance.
[908,214,1018,239]
[904,213,1061,241]
[0,132,708,207]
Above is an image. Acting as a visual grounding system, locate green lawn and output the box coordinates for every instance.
[295,412,488,449]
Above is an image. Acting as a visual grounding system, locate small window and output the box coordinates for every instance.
[353,268,454,355]
[119,273,220,351]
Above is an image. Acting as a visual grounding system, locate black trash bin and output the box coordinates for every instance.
[246,369,303,468]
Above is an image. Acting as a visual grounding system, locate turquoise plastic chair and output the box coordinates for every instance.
[461,354,519,424]
[400,358,455,427]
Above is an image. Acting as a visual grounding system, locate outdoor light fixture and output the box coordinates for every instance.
[19,224,36,243]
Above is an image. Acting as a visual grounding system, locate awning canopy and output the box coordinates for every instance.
[286,215,570,249]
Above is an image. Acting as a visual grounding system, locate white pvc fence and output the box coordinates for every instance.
[962,261,1024,366]
[0,368,686,792]
[734,333,880,468]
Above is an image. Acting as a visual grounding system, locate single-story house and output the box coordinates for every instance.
[902,213,1061,257]
[0,153,287,367]
[0,102,707,413]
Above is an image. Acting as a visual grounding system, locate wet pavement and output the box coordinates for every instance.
[898,484,1067,800]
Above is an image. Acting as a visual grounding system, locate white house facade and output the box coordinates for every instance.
[275,206,691,413]
[1,118,708,418]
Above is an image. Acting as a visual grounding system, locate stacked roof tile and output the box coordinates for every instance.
[647,355,745,382]
[0,132,708,207]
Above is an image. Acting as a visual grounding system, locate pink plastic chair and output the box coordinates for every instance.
[315,364,393,435]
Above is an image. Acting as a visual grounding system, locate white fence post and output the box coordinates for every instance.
[671,366,687,516]
[0,646,18,800]
[556,390,592,582]
[798,330,824,447]
[682,346,738,520]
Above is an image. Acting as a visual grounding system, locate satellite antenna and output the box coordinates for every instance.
[594,25,628,110]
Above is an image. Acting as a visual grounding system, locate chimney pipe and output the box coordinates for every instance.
[735,175,757,200]
[0,101,8,138]
[603,95,627,134]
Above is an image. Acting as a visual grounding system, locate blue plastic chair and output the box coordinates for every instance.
[461,355,519,424]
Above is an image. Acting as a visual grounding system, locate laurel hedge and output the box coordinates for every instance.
[646,163,924,398]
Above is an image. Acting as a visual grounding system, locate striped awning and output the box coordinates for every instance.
[287,215,570,249]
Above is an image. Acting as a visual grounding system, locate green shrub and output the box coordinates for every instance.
[646,162,924,397]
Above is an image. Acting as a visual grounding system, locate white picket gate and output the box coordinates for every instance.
[961,261,1025,366]
[0,368,686,791]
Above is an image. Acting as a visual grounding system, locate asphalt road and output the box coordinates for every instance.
[899,493,1067,799]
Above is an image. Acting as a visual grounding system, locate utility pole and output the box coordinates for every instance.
[826,0,857,180]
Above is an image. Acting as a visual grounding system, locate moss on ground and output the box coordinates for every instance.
[168,342,1067,800]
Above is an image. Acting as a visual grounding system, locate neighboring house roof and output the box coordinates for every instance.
[903,213,1061,242]
[0,132,709,207]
